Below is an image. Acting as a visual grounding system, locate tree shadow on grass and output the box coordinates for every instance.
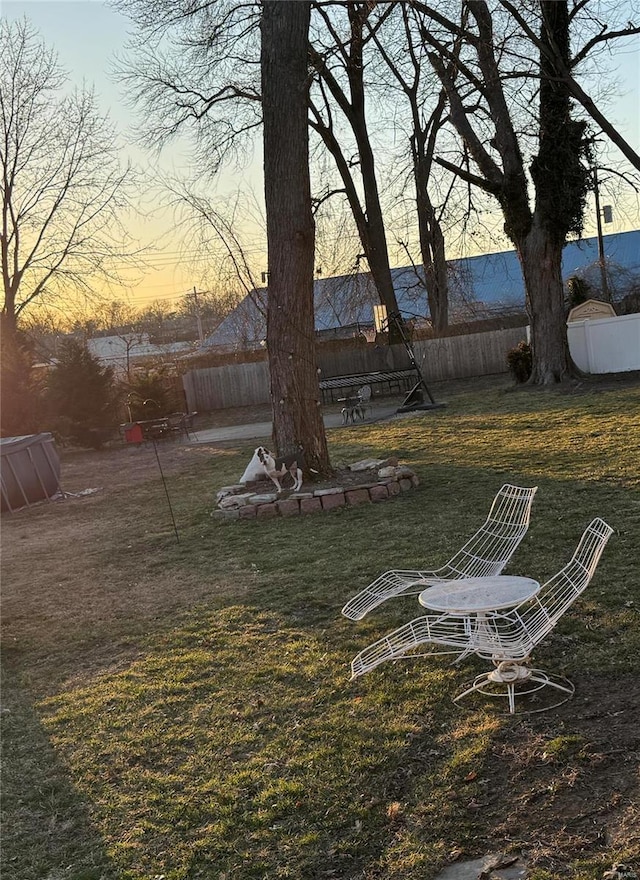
[1,664,119,880]
[23,605,470,880]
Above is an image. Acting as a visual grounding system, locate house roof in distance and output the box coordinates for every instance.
[199,229,640,350]
[88,334,192,365]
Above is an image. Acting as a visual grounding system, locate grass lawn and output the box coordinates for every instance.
[2,374,639,880]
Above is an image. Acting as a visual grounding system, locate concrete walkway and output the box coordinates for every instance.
[191,400,404,445]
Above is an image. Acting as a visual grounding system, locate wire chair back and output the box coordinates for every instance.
[443,484,538,578]
[515,517,614,647]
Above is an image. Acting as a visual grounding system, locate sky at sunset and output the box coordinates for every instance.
[4,0,640,312]
[5,0,265,312]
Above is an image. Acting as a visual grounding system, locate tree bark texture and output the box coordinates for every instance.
[522,0,587,383]
[517,225,572,383]
[261,1,332,475]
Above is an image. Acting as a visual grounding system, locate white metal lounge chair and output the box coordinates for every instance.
[350,518,613,713]
[342,484,538,621]
[355,385,372,420]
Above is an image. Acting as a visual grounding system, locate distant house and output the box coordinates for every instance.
[198,230,640,353]
[87,334,193,374]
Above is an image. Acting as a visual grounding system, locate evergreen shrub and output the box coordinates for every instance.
[45,340,120,447]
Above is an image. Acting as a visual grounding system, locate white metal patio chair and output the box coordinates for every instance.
[181,412,198,441]
[166,412,198,441]
[350,518,614,713]
[354,384,372,420]
[341,484,538,621]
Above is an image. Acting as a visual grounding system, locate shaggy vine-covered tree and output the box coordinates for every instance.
[0,18,137,334]
[262,0,331,474]
[417,0,638,383]
[499,0,640,173]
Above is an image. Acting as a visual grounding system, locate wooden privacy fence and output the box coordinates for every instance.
[412,327,525,381]
[314,341,413,377]
[182,360,271,412]
[182,326,526,412]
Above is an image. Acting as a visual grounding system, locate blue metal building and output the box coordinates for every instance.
[200,230,640,351]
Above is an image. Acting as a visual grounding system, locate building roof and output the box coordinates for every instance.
[200,230,640,351]
[87,334,193,367]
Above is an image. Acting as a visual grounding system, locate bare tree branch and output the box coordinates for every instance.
[498,0,640,171]
[434,155,499,194]
[1,18,141,331]
[572,24,640,66]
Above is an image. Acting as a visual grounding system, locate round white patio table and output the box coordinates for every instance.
[417,575,540,613]
[416,575,550,714]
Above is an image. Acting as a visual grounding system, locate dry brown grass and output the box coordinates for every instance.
[2,375,639,880]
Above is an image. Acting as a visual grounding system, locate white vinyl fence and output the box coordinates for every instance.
[182,326,526,412]
[567,313,640,374]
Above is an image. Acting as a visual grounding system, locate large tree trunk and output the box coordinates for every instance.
[517,224,574,383]
[519,0,587,384]
[261,1,332,476]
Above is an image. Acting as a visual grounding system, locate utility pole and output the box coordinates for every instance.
[189,286,204,343]
[593,167,612,303]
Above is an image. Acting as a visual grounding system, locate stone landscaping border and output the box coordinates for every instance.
[212,460,419,521]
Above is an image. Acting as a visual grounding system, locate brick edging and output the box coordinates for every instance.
[213,470,419,521]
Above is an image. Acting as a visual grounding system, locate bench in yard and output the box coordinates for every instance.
[319,369,418,404]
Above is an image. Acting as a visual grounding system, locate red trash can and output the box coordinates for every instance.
[124,423,144,443]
